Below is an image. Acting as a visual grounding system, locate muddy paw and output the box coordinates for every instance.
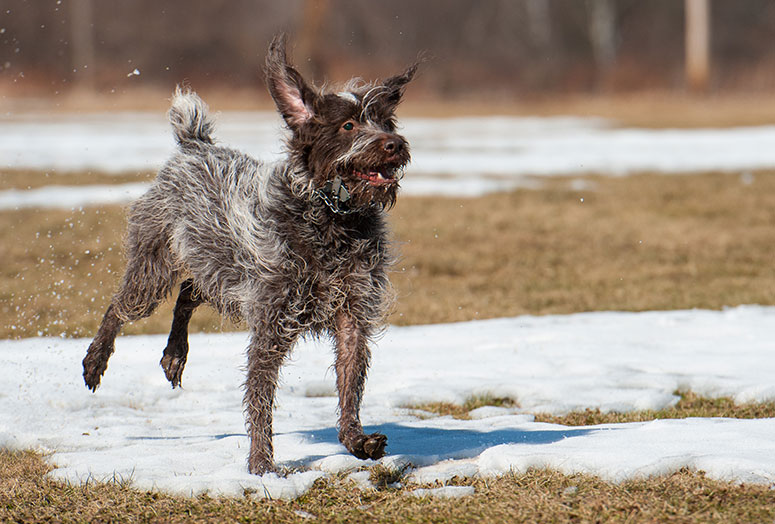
[348,432,387,460]
[82,349,108,392]
[82,366,102,392]
[160,353,186,388]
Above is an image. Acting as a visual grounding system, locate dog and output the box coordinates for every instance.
[82,35,417,474]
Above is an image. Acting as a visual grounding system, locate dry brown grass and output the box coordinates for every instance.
[0,201,229,339]
[6,87,775,128]
[535,391,775,426]
[389,170,775,326]
[409,394,518,420]
[0,169,152,191]
[3,449,775,523]
[412,391,775,424]
[3,169,775,338]
[403,91,775,128]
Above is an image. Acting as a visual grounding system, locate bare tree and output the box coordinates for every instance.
[2,0,773,94]
[587,0,617,84]
[525,0,552,51]
[685,0,710,92]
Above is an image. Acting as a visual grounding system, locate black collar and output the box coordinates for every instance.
[313,176,357,215]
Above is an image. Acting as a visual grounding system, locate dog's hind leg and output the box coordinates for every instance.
[160,279,203,388]
[334,312,387,460]
[83,216,178,391]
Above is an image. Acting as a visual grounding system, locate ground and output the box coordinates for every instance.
[2,98,775,521]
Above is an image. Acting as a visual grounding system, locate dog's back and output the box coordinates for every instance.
[133,89,284,319]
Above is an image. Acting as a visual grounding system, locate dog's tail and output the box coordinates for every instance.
[168,86,215,146]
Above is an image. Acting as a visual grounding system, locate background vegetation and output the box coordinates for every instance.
[4,0,775,100]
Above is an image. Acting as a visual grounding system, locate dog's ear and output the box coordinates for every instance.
[265,35,318,129]
[382,62,419,108]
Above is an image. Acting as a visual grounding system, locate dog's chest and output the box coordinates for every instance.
[285,225,383,327]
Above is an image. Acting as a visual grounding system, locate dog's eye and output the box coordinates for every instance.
[342,121,355,131]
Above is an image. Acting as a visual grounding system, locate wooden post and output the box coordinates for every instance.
[685,0,710,92]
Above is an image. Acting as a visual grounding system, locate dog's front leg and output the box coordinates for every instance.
[334,312,387,460]
[244,330,290,474]
[83,303,124,391]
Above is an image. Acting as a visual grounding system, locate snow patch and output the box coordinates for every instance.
[2,307,775,498]
[4,113,775,196]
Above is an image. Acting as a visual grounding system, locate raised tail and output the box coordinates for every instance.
[168,86,215,145]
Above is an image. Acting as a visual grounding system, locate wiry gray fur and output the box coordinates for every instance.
[82,35,417,474]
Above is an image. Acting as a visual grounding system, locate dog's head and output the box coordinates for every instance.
[265,35,416,211]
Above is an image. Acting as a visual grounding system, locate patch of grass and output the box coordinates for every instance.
[389,170,775,326]
[3,170,775,339]
[535,391,775,426]
[0,168,152,190]
[402,91,775,128]
[411,391,775,425]
[464,395,516,411]
[369,463,411,490]
[8,88,775,128]
[410,394,517,420]
[0,205,230,338]
[3,449,775,523]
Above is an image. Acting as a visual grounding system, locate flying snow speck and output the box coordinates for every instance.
[127,68,140,77]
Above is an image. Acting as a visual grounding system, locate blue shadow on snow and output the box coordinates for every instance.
[295,423,596,459]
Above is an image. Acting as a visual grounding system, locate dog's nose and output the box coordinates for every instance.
[382,137,404,154]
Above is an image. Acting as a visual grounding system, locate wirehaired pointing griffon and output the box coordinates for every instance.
[82,36,417,474]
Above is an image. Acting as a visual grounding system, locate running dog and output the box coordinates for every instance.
[82,35,417,474]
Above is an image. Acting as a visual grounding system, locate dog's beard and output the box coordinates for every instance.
[298,130,410,212]
[346,174,400,210]
[338,163,404,210]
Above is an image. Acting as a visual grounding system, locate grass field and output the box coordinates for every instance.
[5,449,775,523]
[3,168,775,522]
[3,169,774,338]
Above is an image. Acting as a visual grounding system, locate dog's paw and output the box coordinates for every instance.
[347,432,387,460]
[82,369,101,392]
[82,349,107,392]
[247,456,276,475]
[160,353,186,388]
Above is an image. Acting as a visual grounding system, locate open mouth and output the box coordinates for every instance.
[354,166,399,187]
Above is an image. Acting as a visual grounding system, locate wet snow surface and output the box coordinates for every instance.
[2,112,775,208]
[3,306,775,498]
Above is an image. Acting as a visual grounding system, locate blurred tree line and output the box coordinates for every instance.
[1,0,775,96]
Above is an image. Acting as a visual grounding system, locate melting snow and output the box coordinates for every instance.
[2,306,775,498]
[4,113,775,206]
[0,183,148,210]
[3,113,775,176]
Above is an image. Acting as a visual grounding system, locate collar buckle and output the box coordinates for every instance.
[314,175,357,215]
